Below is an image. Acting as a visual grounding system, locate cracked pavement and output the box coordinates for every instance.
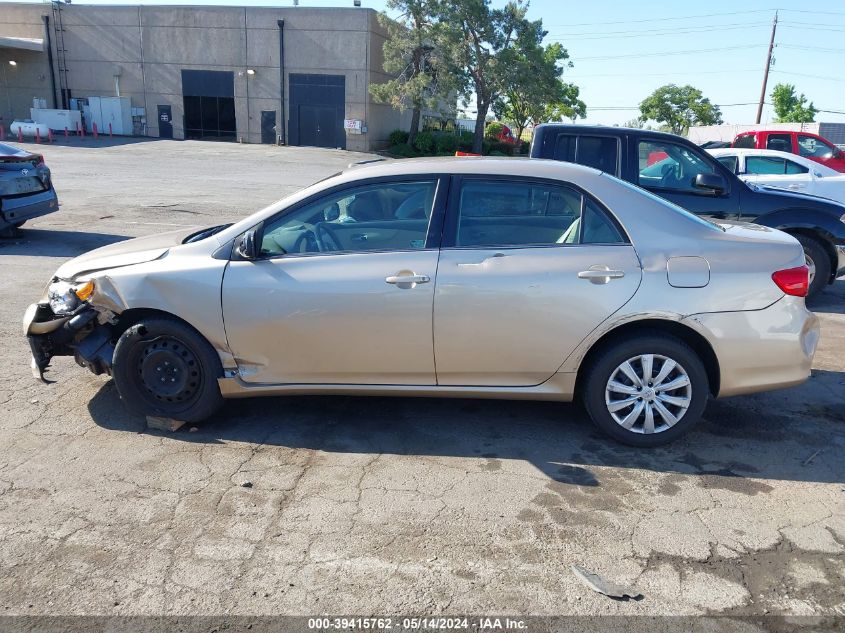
[0,138,843,617]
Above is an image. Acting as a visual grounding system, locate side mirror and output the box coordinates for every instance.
[234,228,259,260]
[324,202,340,222]
[694,172,727,195]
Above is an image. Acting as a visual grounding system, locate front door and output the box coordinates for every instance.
[157,105,173,138]
[221,177,446,385]
[299,105,338,148]
[634,137,740,220]
[433,177,642,387]
[260,110,277,144]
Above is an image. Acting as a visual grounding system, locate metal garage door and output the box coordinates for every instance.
[182,70,236,141]
[289,74,345,150]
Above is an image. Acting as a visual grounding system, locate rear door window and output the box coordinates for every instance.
[575,136,619,174]
[765,133,792,153]
[553,135,576,162]
[450,179,625,248]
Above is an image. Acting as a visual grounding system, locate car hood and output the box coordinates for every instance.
[55,226,201,280]
[752,182,845,209]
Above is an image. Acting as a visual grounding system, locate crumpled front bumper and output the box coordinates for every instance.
[23,302,115,380]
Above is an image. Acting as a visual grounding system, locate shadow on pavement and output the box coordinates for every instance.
[3,136,177,150]
[807,281,845,315]
[87,367,845,487]
[0,228,129,257]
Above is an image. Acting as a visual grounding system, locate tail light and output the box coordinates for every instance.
[33,155,45,168]
[772,265,809,297]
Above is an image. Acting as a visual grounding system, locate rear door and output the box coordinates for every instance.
[432,176,641,387]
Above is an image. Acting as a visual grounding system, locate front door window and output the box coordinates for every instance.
[260,180,438,257]
[637,140,717,193]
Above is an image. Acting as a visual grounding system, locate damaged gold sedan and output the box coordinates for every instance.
[23,158,820,446]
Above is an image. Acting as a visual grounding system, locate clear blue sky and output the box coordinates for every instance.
[7,0,845,125]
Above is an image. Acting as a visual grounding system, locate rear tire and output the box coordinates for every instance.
[112,317,224,423]
[582,333,709,447]
[795,235,830,298]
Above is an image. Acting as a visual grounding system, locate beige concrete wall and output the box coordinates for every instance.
[0,3,406,150]
[0,3,55,129]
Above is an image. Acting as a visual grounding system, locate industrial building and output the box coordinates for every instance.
[0,2,411,151]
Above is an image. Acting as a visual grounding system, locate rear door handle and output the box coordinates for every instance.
[385,274,430,285]
[578,267,625,284]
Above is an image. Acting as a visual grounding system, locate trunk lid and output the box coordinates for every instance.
[0,145,48,198]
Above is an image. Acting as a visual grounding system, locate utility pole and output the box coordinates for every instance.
[756,11,778,124]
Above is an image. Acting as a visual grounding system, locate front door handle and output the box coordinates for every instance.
[385,273,430,288]
[578,267,625,285]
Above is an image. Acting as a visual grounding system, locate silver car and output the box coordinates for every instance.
[23,158,820,446]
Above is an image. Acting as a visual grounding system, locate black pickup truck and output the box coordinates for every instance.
[530,124,845,297]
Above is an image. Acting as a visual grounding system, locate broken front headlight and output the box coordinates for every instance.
[47,280,94,315]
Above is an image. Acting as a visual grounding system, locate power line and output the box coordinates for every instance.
[546,21,768,40]
[771,69,845,83]
[779,25,845,34]
[576,44,761,61]
[779,8,845,17]
[778,43,845,54]
[564,69,759,79]
[544,8,774,28]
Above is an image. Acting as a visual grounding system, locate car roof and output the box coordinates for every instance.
[341,156,603,180]
[533,123,687,143]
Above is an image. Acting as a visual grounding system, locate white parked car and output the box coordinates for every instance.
[708,148,845,205]
[8,119,50,139]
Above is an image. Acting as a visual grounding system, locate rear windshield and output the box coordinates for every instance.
[0,143,25,156]
[603,174,725,232]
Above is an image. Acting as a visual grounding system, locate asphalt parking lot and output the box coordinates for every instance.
[0,138,843,619]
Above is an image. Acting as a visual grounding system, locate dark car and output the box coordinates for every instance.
[0,143,59,236]
[530,125,845,297]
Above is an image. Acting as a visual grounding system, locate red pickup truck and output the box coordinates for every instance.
[732,130,845,172]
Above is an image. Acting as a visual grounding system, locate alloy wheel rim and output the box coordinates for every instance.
[805,253,816,286]
[138,336,201,405]
[604,354,692,434]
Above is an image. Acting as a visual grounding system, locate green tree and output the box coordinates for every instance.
[436,0,554,153]
[369,0,455,147]
[771,83,817,123]
[638,84,723,135]
[493,42,586,141]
